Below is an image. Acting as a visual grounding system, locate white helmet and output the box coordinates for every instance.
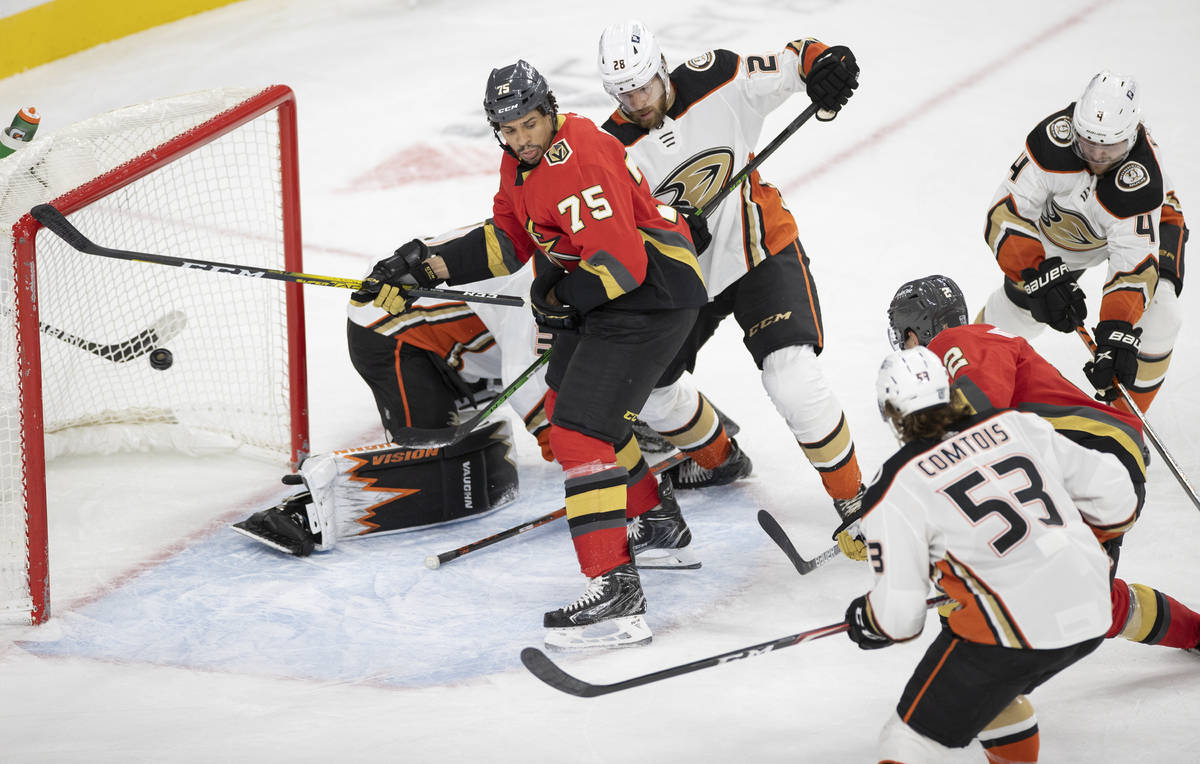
[876,346,951,421]
[1072,71,1140,167]
[597,20,672,107]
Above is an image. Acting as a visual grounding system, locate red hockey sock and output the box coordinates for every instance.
[1110,579,1200,648]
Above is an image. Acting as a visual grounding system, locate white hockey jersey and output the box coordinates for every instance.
[602,40,825,298]
[347,261,548,429]
[861,409,1136,650]
[984,103,1187,324]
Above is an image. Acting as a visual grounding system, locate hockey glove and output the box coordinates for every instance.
[1084,320,1142,400]
[356,239,445,315]
[806,44,859,118]
[845,594,893,650]
[1020,256,1086,333]
[530,267,580,333]
[673,201,712,255]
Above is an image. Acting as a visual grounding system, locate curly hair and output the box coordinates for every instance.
[883,389,975,443]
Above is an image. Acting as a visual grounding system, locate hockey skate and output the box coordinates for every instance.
[662,438,752,490]
[632,406,742,455]
[832,484,868,562]
[231,491,320,556]
[628,475,700,569]
[543,562,652,650]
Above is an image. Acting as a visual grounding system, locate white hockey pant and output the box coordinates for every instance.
[761,345,846,446]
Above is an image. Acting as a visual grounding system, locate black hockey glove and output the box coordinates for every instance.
[845,594,893,650]
[806,44,859,118]
[354,239,445,314]
[530,267,580,334]
[1020,256,1087,333]
[673,201,712,255]
[1083,320,1142,400]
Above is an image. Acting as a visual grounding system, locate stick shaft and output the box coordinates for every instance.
[29,204,524,307]
[432,451,689,566]
[1075,326,1200,511]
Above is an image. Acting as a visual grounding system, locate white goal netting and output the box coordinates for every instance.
[0,85,308,623]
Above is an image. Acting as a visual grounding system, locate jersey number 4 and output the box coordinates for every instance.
[943,455,1063,556]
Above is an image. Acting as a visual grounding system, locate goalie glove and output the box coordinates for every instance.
[355,239,445,314]
[672,201,712,255]
[845,594,894,650]
[1083,319,1142,400]
[806,44,859,118]
[1020,256,1086,333]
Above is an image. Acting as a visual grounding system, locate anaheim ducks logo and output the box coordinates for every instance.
[1047,116,1074,147]
[652,148,735,208]
[545,138,572,166]
[1117,161,1149,191]
[1039,199,1106,252]
[686,52,715,71]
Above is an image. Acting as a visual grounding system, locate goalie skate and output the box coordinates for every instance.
[544,563,653,650]
[231,491,319,556]
[628,476,699,569]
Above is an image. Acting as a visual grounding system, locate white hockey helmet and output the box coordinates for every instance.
[597,20,672,108]
[876,346,951,421]
[1072,71,1140,168]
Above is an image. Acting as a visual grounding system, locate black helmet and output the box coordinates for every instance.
[483,60,556,127]
[887,275,968,349]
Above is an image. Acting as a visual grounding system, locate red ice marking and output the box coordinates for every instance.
[346,142,496,190]
[784,0,1114,189]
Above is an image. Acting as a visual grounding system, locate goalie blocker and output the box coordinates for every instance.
[232,421,519,556]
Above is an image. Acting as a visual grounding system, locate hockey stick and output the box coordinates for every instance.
[1075,325,1200,512]
[757,510,841,575]
[23,308,186,363]
[389,349,551,450]
[521,594,950,697]
[696,102,822,219]
[424,450,691,569]
[28,204,525,308]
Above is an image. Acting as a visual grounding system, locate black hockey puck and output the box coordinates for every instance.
[149,347,174,370]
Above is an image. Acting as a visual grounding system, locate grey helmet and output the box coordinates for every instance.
[887,275,968,350]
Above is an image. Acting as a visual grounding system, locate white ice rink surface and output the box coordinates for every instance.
[3,0,1199,761]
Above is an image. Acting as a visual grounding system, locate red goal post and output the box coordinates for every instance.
[1,85,309,624]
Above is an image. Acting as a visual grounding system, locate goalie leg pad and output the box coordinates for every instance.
[299,420,519,545]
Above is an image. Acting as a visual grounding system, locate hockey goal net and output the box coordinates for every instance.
[0,85,309,624]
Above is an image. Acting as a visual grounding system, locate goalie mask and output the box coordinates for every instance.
[886,274,968,350]
[1072,71,1140,172]
[876,346,951,422]
[597,20,673,116]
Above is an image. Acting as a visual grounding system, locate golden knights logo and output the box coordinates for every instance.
[545,138,572,166]
[652,148,735,208]
[1039,199,1106,252]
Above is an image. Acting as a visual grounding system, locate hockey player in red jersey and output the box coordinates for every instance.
[977,71,1188,413]
[359,60,708,649]
[595,21,869,560]
[885,274,1200,662]
[848,346,1132,763]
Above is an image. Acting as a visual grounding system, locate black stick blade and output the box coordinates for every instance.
[520,647,610,698]
[757,510,837,575]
